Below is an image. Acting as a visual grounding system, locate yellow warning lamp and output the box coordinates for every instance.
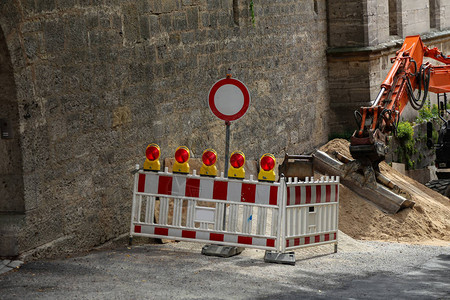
[228,151,245,179]
[173,146,190,174]
[143,143,161,172]
[200,149,218,177]
[258,153,276,182]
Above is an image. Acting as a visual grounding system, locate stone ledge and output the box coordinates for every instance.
[327,30,450,58]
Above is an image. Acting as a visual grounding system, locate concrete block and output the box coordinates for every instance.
[264,251,295,265]
[201,245,244,258]
[392,162,406,174]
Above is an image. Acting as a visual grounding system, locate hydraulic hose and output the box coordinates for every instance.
[354,110,362,129]
[406,64,430,110]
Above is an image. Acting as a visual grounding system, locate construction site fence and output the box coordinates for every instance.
[130,166,339,254]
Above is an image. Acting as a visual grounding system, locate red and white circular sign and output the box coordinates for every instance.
[208,78,250,122]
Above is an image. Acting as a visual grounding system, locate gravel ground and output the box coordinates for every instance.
[0,232,449,299]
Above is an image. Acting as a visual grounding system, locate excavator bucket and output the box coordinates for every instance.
[278,154,314,180]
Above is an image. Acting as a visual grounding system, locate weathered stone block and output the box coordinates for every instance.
[65,17,88,49]
[159,13,174,31]
[186,7,199,30]
[36,0,55,12]
[23,33,40,61]
[139,16,150,40]
[56,0,75,10]
[173,12,188,31]
[20,0,37,17]
[122,3,140,43]
[207,0,221,10]
[149,15,160,34]
[44,20,64,53]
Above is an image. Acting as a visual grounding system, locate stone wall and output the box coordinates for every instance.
[327,0,389,48]
[0,25,25,257]
[439,1,450,29]
[0,0,330,258]
[398,0,430,36]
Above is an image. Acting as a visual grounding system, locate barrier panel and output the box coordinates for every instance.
[130,166,339,262]
[130,167,283,251]
[283,177,339,252]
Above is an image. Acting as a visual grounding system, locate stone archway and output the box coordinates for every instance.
[0,24,25,257]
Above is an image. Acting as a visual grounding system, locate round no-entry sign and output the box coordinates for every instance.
[208,77,251,122]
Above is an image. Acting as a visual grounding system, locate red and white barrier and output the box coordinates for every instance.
[283,177,339,252]
[130,166,339,259]
[131,168,282,251]
[136,171,279,205]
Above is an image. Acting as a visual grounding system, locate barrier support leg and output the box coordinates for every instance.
[264,251,295,265]
[201,245,244,258]
[334,243,338,253]
[129,236,133,246]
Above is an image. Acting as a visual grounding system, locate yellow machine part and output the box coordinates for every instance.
[228,166,245,179]
[143,159,161,172]
[258,169,275,182]
[173,162,190,174]
[200,164,218,177]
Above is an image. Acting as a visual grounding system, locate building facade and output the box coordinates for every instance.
[0,0,449,258]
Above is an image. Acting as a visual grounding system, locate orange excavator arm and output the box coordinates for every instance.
[350,35,450,168]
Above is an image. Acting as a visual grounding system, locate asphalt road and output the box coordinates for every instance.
[1,234,449,299]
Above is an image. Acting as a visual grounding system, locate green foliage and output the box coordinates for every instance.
[250,1,255,26]
[396,121,416,170]
[396,121,414,141]
[416,103,439,124]
[432,103,440,117]
[432,129,439,144]
[416,101,440,124]
[416,106,433,123]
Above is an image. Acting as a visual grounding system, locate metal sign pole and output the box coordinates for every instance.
[222,72,232,230]
[203,69,248,258]
[223,121,231,231]
[224,121,231,178]
[223,69,232,180]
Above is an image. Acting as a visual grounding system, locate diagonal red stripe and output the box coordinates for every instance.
[241,183,256,203]
[154,227,169,236]
[295,186,301,205]
[158,176,172,195]
[316,185,321,203]
[269,186,278,205]
[305,186,311,204]
[210,233,224,241]
[286,186,291,205]
[238,236,252,245]
[266,239,275,247]
[182,230,196,239]
[185,178,200,197]
[213,181,228,200]
[326,185,331,202]
[138,174,146,193]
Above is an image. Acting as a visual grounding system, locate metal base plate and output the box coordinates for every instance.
[264,251,295,265]
[201,245,244,258]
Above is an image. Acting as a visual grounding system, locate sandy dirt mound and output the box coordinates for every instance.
[320,139,450,245]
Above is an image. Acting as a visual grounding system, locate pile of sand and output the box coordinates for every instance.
[320,139,450,245]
